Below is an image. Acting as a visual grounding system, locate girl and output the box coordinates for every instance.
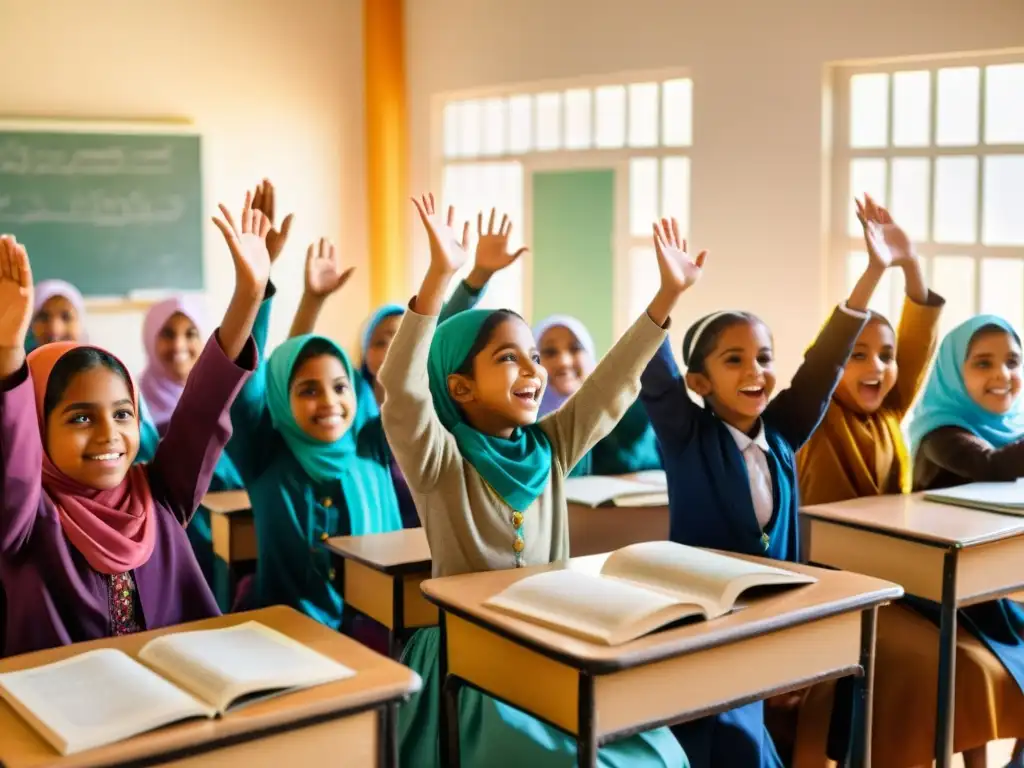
[535,315,662,476]
[640,218,874,767]
[381,195,690,768]
[0,198,267,655]
[27,279,87,350]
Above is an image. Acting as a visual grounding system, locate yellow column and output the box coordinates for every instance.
[364,0,408,306]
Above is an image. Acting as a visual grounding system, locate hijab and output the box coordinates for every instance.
[908,315,1024,454]
[355,304,405,422]
[427,310,553,511]
[532,315,596,416]
[27,343,155,575]
[265,335,402,535]
[139,296,208,427]
[27,280,89,350]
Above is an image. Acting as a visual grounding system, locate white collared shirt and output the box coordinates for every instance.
[724,421,773,530]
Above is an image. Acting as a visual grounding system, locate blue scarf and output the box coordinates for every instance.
[427,310,553,511]
[356,304,405,422]
[908,314,1024,454]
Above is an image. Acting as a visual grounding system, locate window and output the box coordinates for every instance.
[833,58,1024,335]
[439,74,693,330]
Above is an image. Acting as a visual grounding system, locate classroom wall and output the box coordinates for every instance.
[405,0,1024,379]
[0,0,368,372]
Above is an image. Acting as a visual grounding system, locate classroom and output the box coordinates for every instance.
[1,0,1024,766]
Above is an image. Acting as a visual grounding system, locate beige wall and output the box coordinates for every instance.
[0,0,366,372]
[406,0,1024,378]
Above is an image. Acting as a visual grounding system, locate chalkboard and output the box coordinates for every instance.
[0,126,203,296]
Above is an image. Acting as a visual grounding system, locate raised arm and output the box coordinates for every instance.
[918,427,1024,483]
[289,238,355,337]
[640,338,701,452]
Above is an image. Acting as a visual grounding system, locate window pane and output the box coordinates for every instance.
[564,88,592,150]
[507,95,532,153]
[848,159,887,236]
[443,102,461,158]
[629,246,660,323]
[933,157,978,244]
[535,92,562,151]
[481,98,507,156]
[981,258,1024,331]
[478,162,526,313]
[982,155,1024,246]
[661,157,690,235]
[457,100,482,158]
[985,64,1024,144]
[662,79,693,147]
[850,73,889,148]
[892,70,931,147]
[936,67,980,147]
[594,86,626,148]
[890,158,930,241]
[932,255,976,334]
[847,252,894,316]
[628,82,659,147]
[629,157,658,237]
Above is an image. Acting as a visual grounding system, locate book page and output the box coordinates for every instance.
[629,470,668,489]
[139,622,355,712]
[483,569,703,645]
[564,476,668,507]
[926,480,1024,511]
[0,649,212,755]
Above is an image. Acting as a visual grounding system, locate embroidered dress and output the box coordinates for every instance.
[108,572,142,636]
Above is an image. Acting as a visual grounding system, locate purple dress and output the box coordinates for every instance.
[0,337,255,656]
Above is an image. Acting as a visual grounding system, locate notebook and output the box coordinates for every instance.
[564,475,670,507]
[484,541,816,645]
[0,621,355,756]
[924,480,1024,515]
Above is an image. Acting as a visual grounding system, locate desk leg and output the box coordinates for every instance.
[378,702,398,768]
[935,550,958,768]
[390,575,405,660]
[577,673,597,768]
[438,614,462,768]
[848,607,877,768]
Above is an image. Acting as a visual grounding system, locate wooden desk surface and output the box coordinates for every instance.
[324,529,431,574]
[421,554,901,674]
[202,490,253,515]
[0,607,419,768]
[802,493,1024,548]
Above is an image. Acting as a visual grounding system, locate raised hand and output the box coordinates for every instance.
[252,178,294,263]
[653,217,708,294]
[411,193,470,275]
[304,238,355,298]
[0,236,33,355]
[856,194,915,270]
[474,208,528,275]
[212,192,273,293]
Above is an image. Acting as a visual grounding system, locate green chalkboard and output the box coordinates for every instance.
[0,128,203,296]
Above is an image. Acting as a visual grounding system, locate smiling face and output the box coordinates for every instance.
[539,325,594,397]
[835,318,898,414]
[686,320,776,434]
[45,365,140,490]
[365,313,403,380]
[154,312,202,384]
[289,354,357,443]
[962,328,1023,415]
[448,316,547,437]
[32,295,82,345]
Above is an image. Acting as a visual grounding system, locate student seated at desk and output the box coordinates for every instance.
[24,278,87,351]
[639,217,872,767]
[380,195,686,768]
[534,315,662,477]
[0,200,265,655]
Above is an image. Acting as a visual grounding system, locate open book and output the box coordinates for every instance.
[564,474,669,508]
[0,621,354,756]
[484,541,816,645]
[925,480,1024,515]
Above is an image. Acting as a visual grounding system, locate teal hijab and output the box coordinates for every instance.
[427,310,553,511]
[266,335,402,535]
[908,315,1024,454]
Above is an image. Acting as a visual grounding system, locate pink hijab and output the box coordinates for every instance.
[28,342,156,575]
[33,280,88,342]
[139,297,208,427]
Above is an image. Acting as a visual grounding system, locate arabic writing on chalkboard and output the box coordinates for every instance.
[0,141,175,176]
[0,191,185,227]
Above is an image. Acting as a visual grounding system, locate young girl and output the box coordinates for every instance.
[27,279,87,349]
[0,199,267,655]
[535,315,661,476]
[381,195,690,767]
[640,218,874,767]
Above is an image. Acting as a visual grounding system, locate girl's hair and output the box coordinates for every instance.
[966,323,1022,356]
[289,338,345,386]
[865,310,893,332]
[43,348,133,422]
[683,312,767,374]
[456,310,525,377]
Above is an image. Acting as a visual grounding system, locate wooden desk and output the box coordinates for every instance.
[0,606,420,768]
[567,502,669,557]
[802,493,1024,768]
[203,490,256,609]
[422,554,901,768]
[324,529,435,659]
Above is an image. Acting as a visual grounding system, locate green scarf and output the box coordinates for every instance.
[427,310,553,511]
[266,335,402,535]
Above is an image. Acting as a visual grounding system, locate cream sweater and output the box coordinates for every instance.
[379,308,667,577]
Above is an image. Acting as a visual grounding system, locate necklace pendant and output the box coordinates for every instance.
[761,532,770,551]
